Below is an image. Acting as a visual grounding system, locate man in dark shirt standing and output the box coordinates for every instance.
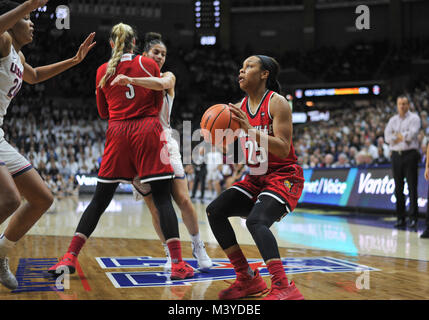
[191,147,207,201]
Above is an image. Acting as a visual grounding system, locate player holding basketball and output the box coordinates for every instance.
[111,32,212,272]
[0,0,95,290]
[206,55,305,300]
[49,24,194,280]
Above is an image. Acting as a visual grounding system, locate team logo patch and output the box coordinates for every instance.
[284,180,292,191]
[96,256,379,288]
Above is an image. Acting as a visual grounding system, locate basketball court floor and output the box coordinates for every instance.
[0,193,428,300]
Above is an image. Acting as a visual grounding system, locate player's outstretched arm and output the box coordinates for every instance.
[22,32,96,84]
[111,71,175,91]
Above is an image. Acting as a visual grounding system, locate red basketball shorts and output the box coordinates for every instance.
[232,164,304,214]
[97,117,174,184]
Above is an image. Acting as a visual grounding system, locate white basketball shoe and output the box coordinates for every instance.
[0,257,18,290]
[192,240,213,272]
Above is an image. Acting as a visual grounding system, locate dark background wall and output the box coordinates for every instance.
[62,0,429,52]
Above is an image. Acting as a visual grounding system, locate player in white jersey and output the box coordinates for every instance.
[205,146,223,199]
[0,0,95,290]
[111,32,212,272]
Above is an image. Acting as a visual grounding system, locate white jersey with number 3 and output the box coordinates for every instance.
[0,45,24,133]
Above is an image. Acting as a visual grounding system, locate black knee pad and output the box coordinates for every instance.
[246,195,287,230]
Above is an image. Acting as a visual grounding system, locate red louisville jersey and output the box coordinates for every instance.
[239,90,297,173]
[95,54,163,121]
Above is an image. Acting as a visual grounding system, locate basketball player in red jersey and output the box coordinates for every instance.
[0,0,95,290]
[206,55,305,300]
[111,32,212,272]
[49,23,194,280]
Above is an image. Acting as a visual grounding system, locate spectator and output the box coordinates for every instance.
[47,158,60,177]
[191,147,207,201]
[332,153,350,168]
[377,137,390,160]
[58,159,72,180]
[322,153,334,168]
[363,138,379,160]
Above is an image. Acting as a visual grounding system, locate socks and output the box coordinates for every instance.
[0,234,16,258]
[266,260,288,285]
[67,233,87,257]
[227,248,254,278]
[162,243,170,257]
[190,233,201,245]
[167,239,183,263]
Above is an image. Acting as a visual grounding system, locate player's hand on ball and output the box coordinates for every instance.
[229,103,252,133]
[111,74,132,86]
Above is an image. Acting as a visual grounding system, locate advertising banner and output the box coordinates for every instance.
[76,174,133,194]
[299,167,428,213]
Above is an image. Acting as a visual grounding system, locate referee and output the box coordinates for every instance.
[384,95,421,229]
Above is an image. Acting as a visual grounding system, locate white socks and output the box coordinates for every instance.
[0,234,16,258]
[190,233,201,244]
[162,243,170,257]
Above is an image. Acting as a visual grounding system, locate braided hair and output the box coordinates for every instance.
[98,23,136,88]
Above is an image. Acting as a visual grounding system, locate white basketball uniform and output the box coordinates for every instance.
[0,45,32,176]
[133,89,185,198]
[205,150,223,182]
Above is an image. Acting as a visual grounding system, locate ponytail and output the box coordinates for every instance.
[99,23,136,88]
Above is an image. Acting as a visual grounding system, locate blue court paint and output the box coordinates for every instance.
[12,258,63,293]
[97,256,379,288]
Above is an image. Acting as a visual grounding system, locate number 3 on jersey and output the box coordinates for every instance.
[125,84,135,99]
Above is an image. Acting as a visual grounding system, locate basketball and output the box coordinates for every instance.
[200,104,241,146]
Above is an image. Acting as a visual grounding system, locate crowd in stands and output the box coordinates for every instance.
[5,27,429,199]
[294,79,429,169]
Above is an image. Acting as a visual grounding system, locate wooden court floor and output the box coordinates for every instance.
[0,195,428,300]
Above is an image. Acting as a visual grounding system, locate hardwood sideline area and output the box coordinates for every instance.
[0,235,428,300]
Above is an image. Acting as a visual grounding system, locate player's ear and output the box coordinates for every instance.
[260,69,269,81]
[109,40,115,49]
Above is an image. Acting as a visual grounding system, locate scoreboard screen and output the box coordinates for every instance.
[294,85,381,99]
[194,0,220,45]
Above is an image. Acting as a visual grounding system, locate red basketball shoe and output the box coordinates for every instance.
[48,253,77,275]
[219,269,268,300]
[263,279,305,300]
[170,261,194,280]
